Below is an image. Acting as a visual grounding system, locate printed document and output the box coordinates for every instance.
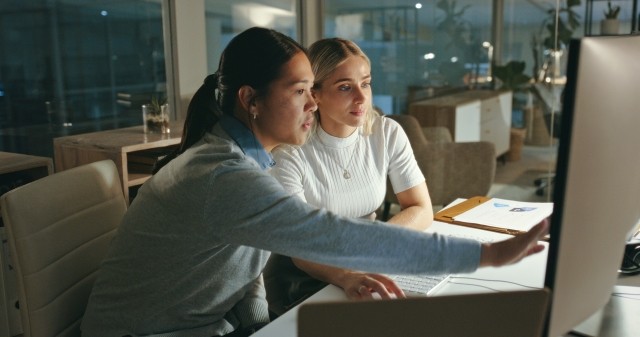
[453,198,553,232]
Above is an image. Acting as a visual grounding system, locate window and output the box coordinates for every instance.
[0,0,300,158]
[322,0,493,115]
[204,0,298,75]
[0,0,165,158]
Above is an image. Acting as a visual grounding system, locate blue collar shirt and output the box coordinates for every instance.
[219,114,275,170]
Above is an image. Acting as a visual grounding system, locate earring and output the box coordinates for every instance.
[250,112,258,120]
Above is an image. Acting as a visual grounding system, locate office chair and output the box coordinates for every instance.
[382,114,496,218]
[0,159,126,337]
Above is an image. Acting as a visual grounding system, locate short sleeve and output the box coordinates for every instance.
[270,145,308,202]
[383,117,425,194]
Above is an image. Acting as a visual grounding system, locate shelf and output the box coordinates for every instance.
[127,173,152,187]
[53,121,183,203]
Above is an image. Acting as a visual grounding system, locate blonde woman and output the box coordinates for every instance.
[266,38,434,315]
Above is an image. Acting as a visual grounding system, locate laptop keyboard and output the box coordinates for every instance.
[389,273,450,296]
[386,233,493,296]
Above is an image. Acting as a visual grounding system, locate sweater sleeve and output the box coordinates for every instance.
[205,162,481,276]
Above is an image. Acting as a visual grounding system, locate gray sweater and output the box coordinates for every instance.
[81,115,481,336]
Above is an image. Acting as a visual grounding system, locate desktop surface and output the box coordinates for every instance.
[253,221,548,337]
[253,221,640,337]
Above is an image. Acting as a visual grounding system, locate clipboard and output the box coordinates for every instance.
[434,196,530,236]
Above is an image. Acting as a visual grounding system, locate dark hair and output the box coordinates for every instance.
[154,27,305,173]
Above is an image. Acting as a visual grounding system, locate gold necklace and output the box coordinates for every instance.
[316,131,360,180]
[340,137,359,179]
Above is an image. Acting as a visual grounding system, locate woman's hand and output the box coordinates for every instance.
[340,272,406,300]
[480,218,550,267]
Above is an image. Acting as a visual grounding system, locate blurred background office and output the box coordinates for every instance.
[0,0,637,193]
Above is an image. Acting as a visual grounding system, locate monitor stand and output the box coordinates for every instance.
[568,284,640,337]
[568,308,604,337]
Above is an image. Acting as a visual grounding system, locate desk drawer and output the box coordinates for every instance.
[480,96,502,123]
[481,118,509,155]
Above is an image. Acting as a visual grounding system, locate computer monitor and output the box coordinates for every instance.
[543,34,640,336]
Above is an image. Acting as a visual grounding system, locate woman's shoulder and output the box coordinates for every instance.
[272,143,298,156]
[372,114,403,136]
[272,143,308,164]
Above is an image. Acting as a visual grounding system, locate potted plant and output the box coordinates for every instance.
[142,95,170,134]
[531,0,581,82]
[434,0,483,87]
[493,61,532,92]
[601,1,621,35]
[493,60,532,129]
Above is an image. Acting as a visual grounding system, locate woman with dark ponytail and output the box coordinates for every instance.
[81,27,548,337]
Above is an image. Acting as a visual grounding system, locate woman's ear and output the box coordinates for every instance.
[238,85,256,112]
[311,88,320,105]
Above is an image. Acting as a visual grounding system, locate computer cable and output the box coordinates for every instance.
[449,277,640,302]
[447,276,540,293]
[610,292,640,301]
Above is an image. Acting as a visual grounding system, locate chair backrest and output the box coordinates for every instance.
[298,289,550,337]
[0,159,126,337]
[383,114,496,207]
[385,114,430,150]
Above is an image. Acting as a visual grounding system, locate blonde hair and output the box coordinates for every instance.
[308,38,379,136]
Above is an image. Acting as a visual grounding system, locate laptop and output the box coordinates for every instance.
[298,288,550,337]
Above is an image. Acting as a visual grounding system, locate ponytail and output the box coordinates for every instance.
[153,73,221,173]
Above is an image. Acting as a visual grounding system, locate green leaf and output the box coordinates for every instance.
[493,61,532,91]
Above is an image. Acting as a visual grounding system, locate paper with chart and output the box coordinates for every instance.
[452,198,553,232]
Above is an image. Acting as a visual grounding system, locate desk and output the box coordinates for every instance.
[53,121,183,203]
[253,221,640,337]
[254,222,546,337]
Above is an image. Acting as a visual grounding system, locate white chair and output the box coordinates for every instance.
[0,159,126,337]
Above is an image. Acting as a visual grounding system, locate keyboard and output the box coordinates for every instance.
[389,273,450,296]
[386,234,489,296]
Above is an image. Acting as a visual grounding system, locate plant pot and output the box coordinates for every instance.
[601,19,620,35]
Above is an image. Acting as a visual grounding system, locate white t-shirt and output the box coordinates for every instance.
[271,115,425,218]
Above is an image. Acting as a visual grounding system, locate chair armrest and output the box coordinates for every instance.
[422,127,453,143]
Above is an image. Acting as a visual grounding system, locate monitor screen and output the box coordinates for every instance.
[544,34,640,336]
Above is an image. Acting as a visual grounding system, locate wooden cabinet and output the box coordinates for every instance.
[408,90,512,157]
[53,121,183,204]
[0,152,53,226]
[0,152,53,337]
